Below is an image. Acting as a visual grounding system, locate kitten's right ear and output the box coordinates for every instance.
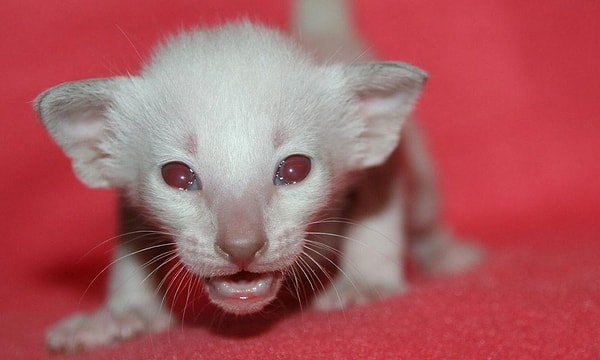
[34,77,128,188]
[337,62,427,170]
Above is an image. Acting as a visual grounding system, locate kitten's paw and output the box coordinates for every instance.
[427,240,483,275]
[311,278,407,311]
[46,308,172,353]
[411,229,484,276]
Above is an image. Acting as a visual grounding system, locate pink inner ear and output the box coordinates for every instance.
[53,108,107,154]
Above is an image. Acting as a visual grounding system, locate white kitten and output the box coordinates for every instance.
[36,0,480,353]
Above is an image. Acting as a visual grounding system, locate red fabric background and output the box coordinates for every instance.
[2,0,599,358]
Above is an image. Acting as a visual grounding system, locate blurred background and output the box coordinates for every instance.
[1,0,599,358]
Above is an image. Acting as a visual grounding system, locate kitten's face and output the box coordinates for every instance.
[35,23,425,315]
[109,53,347,314]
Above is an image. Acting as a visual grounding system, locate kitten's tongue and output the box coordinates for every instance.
[205,272,281,314]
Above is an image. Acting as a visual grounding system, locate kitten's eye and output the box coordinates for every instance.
[274,155,311,186]
[161,162,201,191]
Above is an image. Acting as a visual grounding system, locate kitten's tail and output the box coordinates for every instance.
[291,0,368,61]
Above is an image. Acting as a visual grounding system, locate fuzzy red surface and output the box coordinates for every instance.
[2,0,600,359]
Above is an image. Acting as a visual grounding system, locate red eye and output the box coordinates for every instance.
[161,162,200,191]
[274,155,311,185]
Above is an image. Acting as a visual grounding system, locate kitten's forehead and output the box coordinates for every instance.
[144,23,315,92]
[127,23,337,194]
[140,30,322,130]
[152,84,289,197]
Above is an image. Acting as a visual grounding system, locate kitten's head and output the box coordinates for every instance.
[35,22,426,314]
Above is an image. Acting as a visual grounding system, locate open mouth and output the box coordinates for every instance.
[204,271,283,315]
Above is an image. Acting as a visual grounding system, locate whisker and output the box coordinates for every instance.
[160,260,190,326]
[285,265,305,312]
[161,262,187,326]
[179,269,198,327]
[348,48,370,65]
[303,238,344,257]
[297,248,343,306]
[288,256,318,308]
[115,24,144,63]
[157,259,187,305]
[297,255,328,298]
[143,251,180,327]
[80,242,175,302]
[153,255,181,299]
[78,230,170,262]
[139,250,179,286]
[308,217,396,247]
[306,229,400,266]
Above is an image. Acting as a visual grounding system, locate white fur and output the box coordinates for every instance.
[36,1,480,354]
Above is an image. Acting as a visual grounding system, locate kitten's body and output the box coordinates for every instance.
[37,0,480,353]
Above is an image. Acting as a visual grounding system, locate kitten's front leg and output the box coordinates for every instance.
[46,239,175,353]
[312,168,407,310]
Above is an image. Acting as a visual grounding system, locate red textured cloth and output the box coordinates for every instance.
[2,0,599,358]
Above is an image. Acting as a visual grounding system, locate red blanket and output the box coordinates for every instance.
[2,0,599,358]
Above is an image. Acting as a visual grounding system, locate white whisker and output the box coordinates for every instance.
[290,256,318,305]
[285,265,306,312]
[308,217,396,246]
[297,248,343,306]
[139,250,179,287]
[79,230,172,261]
[80,242,175,302]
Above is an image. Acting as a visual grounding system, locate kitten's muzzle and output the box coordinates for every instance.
[215,198,268,269]
[204,271,282,315]
[215,236,267,269]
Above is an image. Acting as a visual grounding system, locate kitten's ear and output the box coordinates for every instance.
[34,77,128,188]
[341,62,427,169]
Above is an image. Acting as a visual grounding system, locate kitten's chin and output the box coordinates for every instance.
[204,271,283,315]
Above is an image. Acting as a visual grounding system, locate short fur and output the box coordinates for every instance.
[36,0,480,353]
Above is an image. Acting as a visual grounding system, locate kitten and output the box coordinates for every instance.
[36,0,480,353]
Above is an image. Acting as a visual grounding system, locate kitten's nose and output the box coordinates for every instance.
[216,237,266,268]
[215,196,267,268]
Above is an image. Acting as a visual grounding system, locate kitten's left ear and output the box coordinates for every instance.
[34,77,130,188]
[340,62,427,169]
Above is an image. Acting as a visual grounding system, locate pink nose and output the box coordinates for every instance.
[216,237,266,268]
